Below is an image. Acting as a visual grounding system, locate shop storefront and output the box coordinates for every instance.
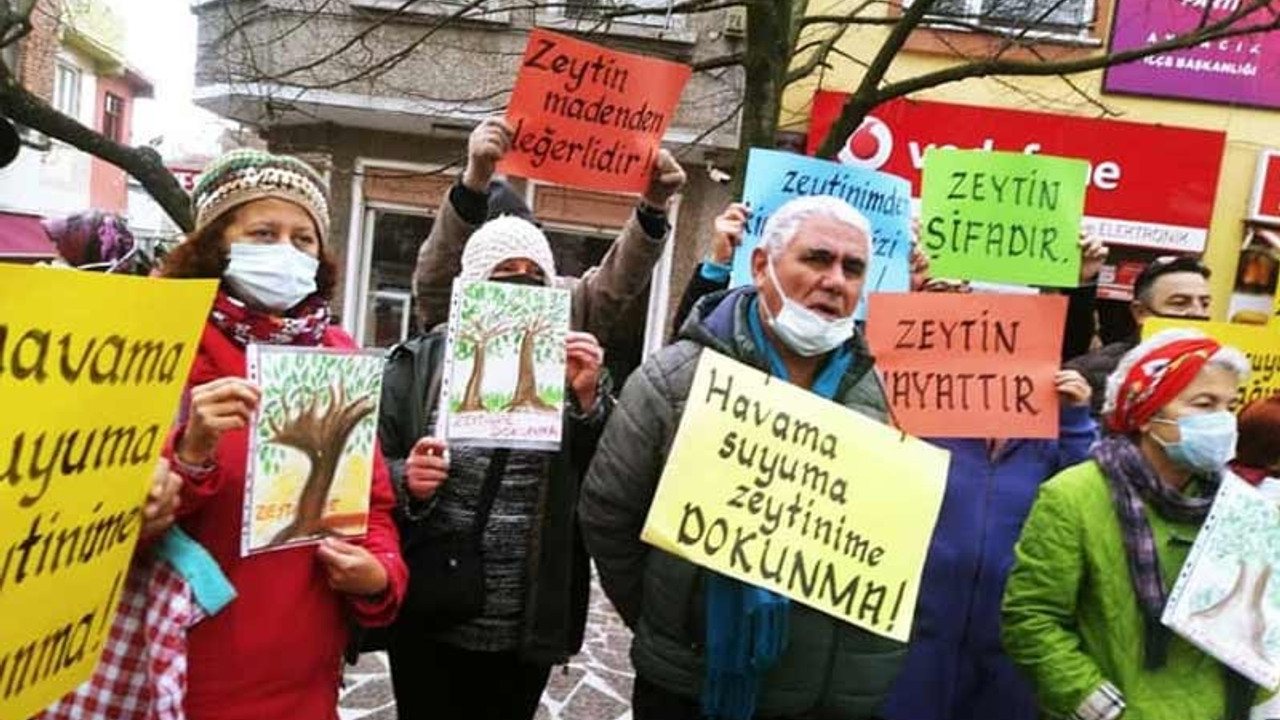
[806,91,1228,308]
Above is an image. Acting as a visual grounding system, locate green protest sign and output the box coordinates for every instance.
[921,148,1087,288]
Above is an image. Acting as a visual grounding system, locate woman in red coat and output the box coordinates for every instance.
[160,149,408,720]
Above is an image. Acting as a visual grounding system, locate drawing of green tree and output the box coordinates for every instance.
[490,285,569,413]
[455,283,515,413]
[1187,486,1280,664]
[256,351,381,544]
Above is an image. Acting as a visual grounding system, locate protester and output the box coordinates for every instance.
[36,461,236,720]
[581,195,905,720]
[159,149,407,720]
[379,215,609,720]
[413,117,686,345]
[1232,393,1280,498]
[876,281,1100,720]
[1003,328,1255,720]
[671,204,1105,364]
[1067,256,1213,414]
[41,209,149,274]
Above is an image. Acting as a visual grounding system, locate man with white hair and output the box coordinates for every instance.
[580,195,906,720]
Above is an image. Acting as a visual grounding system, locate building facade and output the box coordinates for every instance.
[191,0,745,368]
[783,0,1280,325]
[0,0,153,249]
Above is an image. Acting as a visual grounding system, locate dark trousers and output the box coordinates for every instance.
[388,636,551,720]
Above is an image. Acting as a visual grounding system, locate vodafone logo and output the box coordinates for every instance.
[837,116,893,170]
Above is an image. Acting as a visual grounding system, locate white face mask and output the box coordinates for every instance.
[224,242,319,312]
[761,258,856,357]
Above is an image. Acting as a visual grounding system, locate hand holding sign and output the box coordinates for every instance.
[502,29,691,193]
[1055,369,1092,408]
[463,118,514,193]
[643,149,687,210]
[921,149,1087,288]
[711,202,751,265]
[406,436,450,501]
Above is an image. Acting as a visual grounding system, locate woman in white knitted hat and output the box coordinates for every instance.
[379,214,609,720]
[159,149,408,720]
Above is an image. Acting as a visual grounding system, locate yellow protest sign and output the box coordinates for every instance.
[1145,318,1280,409]
[640,350,950,642]
[0,265,214,719]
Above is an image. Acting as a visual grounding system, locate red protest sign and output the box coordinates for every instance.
[502,29,691,193]
[866,293,1068,439]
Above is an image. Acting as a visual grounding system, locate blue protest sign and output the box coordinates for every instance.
[730,149,913,320]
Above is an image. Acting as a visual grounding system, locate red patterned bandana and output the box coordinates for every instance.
[209,288,330,348]
[1108,337,1222,434]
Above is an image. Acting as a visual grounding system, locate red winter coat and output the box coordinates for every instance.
[166,322,407,720]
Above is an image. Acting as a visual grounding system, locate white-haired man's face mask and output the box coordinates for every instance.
[751,215,869,355]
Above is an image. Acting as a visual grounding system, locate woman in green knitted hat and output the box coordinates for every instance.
[159,149,408,720]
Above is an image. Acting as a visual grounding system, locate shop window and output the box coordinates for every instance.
[360,209,434,348]
[102,92,124,143]
[54,62,81,119]
[543,226,650,384]
[556,0,682,28]
[908,0,1096,38]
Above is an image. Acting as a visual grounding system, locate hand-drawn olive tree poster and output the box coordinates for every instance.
[242,346,384,556]
[1163,473,1280,690]
[440,280,571,450]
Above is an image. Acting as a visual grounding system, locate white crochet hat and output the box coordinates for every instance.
[459,216,557,284]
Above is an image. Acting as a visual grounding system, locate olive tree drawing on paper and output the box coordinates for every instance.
[1166,477,1280,684]
[445,281,570,448]
[454,282,516,413]
[248,348,384,554]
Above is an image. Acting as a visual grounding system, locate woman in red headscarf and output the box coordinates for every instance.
[1001,328,1257,720]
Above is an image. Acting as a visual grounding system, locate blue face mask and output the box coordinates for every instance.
[1151,411,1238,473]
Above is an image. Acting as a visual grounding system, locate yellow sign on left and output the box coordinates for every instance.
[0,265,214,719]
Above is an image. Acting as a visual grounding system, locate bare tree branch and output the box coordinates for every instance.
[0,62,193,229]
[814,0,1280,158]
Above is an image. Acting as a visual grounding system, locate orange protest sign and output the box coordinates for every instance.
[866,293,1068,439]
[502,29,691,193]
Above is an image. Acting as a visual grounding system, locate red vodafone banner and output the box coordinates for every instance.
[807,92,1226,254]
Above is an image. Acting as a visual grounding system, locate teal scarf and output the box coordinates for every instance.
[701,299,852,720]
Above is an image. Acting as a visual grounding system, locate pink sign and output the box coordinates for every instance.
[1104,0,1280,109]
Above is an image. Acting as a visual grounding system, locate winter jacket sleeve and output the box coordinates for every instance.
[377,343,417,511]
[1002,477,1113,717]
[1053,404,1099,474]
[165,422,230,519]
[1061,284,1098,364]
[413,184,484,331]
[579,354,682,628]
[345,445,409,626]
[572,212,668,345]
[672,263,730,338]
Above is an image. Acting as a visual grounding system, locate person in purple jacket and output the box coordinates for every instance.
[876,280,1099,720]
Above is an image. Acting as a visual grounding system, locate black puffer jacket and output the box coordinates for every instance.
[378,330,611,664]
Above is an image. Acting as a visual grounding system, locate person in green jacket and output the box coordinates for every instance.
[1002,327,1257,720]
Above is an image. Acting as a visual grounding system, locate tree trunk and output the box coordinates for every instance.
[731,0,791,196]
[506,329,553,412]
[268,389,377,545]
[459,343,487,412]
[272,447,341,543]
[1190,559,1273,663]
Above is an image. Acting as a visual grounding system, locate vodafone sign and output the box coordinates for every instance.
[807,92,1227,253]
